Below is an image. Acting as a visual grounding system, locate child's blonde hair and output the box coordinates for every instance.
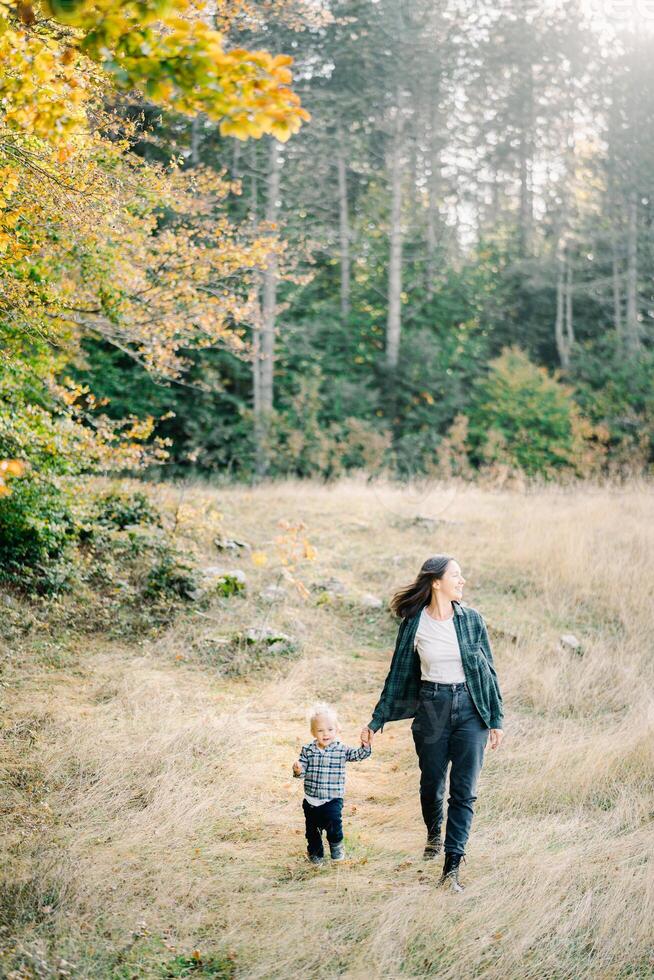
[308,701,340,732]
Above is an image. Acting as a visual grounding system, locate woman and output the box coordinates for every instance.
[361,555,504,892]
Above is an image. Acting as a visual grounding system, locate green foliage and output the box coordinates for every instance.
[261,371,392,479]
[0,477,76,594]
[144,550,198,602]
[162,953,235,978]
[0,347,83,477]
[212,573,246,597]
[0,473,202,609]
[388,321,489,476]
[94,489,162,530]
[571,337,654,476]
[466,347,595,477]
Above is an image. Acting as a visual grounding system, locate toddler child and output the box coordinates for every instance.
[293,701,371,866]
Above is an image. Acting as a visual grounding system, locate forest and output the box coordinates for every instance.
[2,0,653,508]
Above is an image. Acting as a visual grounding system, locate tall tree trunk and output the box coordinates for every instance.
[518,136,532,256]
[386,107,404,369]
[425,184,437,296]
[426,100,443,297]
[232,138,241,181]
[336,134,351,322]
[249,141,258,221]
[611,223,623,344]
[251,139,281,477]
[252,294,262,419]
[248,140,263,473]
[555,253,565,368]
[260,138,281,415]
[190,113,203,167]
[518,67,534,257]
[625,190,640,354]
[554,237,574,370]
[565,253,574,363]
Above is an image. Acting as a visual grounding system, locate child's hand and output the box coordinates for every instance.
[360,726,374,746]
[292,761,303,776]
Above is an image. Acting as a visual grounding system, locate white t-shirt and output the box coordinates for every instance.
[305,793,333,807]
[414,608,466,683]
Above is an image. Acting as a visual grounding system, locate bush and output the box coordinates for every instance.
[570,338,654,476]
[257,373,392,479]
[93,489,162,530]
[144,550,198,601]
[0,477,76,593]
[0,476,202,608]
[466,347,602,478]
[388,321,489,477]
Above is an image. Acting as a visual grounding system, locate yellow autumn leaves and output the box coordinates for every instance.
[0,0,309,148]
[0,0,308,476]
[0,20,91,144]
[0,165,21,255]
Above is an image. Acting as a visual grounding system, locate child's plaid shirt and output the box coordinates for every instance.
[293,739,371,801]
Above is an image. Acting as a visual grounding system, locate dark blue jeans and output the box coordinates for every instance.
[411,681,489,856]
[302,798,344,858]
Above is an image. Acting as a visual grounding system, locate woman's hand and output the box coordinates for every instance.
[489,729,504,750]
[360,726,375,746]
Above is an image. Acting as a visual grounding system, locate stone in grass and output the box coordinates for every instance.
[360,594,384,609]
[219,629,300,677]
[560,633,583,655]
[233,626,298,654]
[202,566,247,596]
[214,536,251,553]
[259,585,287,604]
[242,627,296,649]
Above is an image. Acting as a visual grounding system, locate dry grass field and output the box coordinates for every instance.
[1,478,654,979]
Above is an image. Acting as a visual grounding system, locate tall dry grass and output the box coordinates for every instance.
[2,478,653,978]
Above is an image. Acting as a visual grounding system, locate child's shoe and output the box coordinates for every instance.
[308,853,324,867]
[330,842,345,861]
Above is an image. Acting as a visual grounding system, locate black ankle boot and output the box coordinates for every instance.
[440,852,466,891]
[423,830,442,860]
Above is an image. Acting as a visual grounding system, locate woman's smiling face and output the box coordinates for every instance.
[435,560,466,602]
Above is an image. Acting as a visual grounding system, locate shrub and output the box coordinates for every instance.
[570,338,654,476]
[94,489,162,530]
[466,347,602,478]
[212,572,246,597]
[144,550,198,601]
[0,477,76,593]
[435,414,474,480]
[258,374,392,479]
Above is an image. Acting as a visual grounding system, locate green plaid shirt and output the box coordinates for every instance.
[368,601,504,732]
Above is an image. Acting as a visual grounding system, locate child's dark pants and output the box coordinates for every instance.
[302,798,344,858]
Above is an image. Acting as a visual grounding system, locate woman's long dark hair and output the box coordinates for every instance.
[390,554,455,620]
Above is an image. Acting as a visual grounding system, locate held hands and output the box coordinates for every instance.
[360,724,502,749]
[292,761,303,776]
[360,726,374,747]
[489,729,504,750]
